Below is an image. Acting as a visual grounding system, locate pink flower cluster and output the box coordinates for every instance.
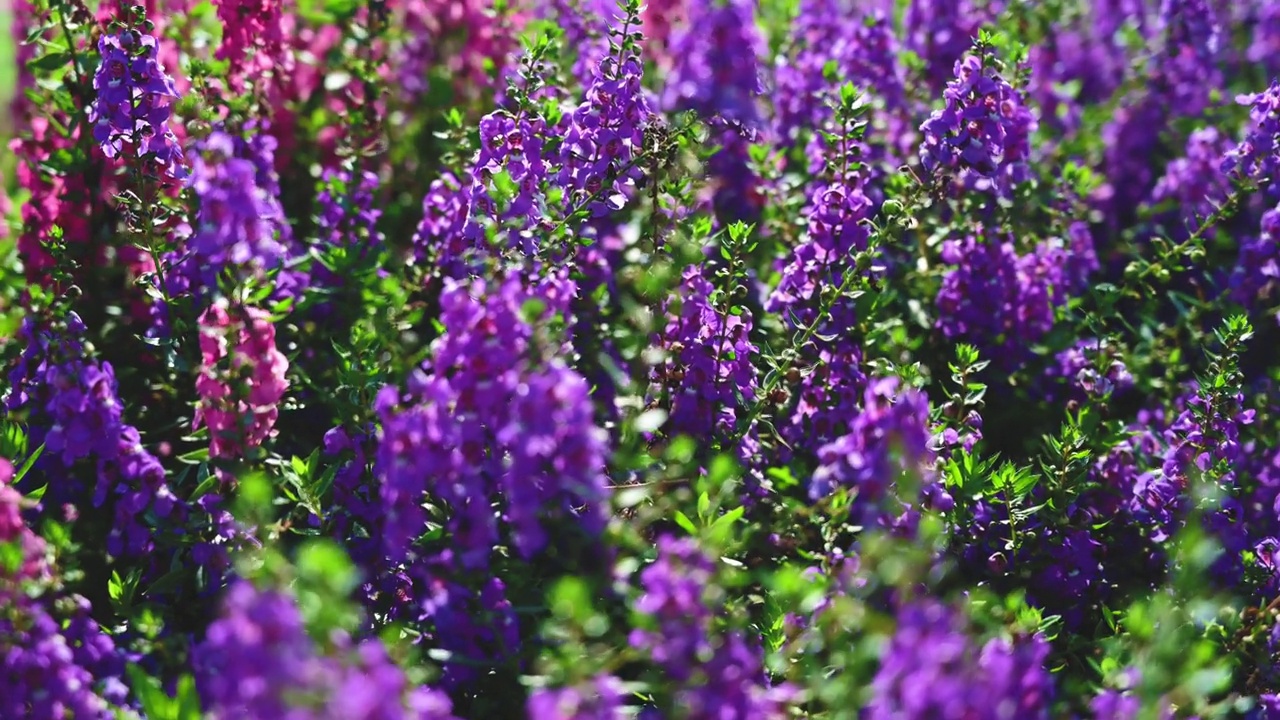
[194,302,289,461]
[0,458,47,584]
[214,0,287,91]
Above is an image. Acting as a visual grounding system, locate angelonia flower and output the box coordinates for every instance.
[809,378,951,531]
[215,0,287,91]
[640,0,685,68]
[662,0,765,127]
[865,601,1055,719]
[411,172,473,275]
[196,580,458,719]
[767,173,873,448]
[1148,127,1231,232]
[1,458,131,719]
[309,168,384,292]
[194,301,290,461]
[1046,338,1135,404]
[1230,204,1280,307]
[544,0,611,86]
[90,29,186,179]
[168,129,297,301]
[773,0,903,147]
[1223,80,1280,197]
[650,266,758,447]
[394,0,523,105]
[935,229,1093,370]
[315,168,383,250]
[919,52,1036,195]
[629,535,794,718]
[4,314,179,556]
[904,0,998,89]
[556,39,651,223]
[463,111,553,254]
[373,272,606,566]
[526,675,629,719]
[1159,0,1220,65]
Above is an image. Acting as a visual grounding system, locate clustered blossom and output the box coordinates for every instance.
[1223,80,1280,196]
[810,378,950,531]
[662,0,764,126]
[557,47,651,223]
[169,129,295,299]
[936,229,1096,369]
[773,0,903,146]
[768,175,873,447]
[640,0,685,68]
[309,168,384,294]
[374,273,605,566]
[394,0,523,105]
[1148,127,1231,230]
[545,0,611,86]
[651,266,758,446]
[1,459,130,719]
[904,0,998,88]
[463,112,553,253]
[215,0,287,91]
[412,172,473,274]
[4,314,178,556]
[526,675,628,719]
[90,29,186,178]
[919,53,1036,194]
[1231,205,1280,306]
[314,169,383,250]
[1046,338,1135,404]
[194,301,290,461]
[866,601,1055,719]
[630,536,793,718]
[196,580,458,719]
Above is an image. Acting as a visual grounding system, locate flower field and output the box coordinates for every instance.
[6,0,1280,717]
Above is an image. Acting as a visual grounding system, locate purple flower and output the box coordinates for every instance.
[773,1,903,146]
[809,378,946,529]
[650,266,758,447]
[412,172,473,275]
[904,0,1000,89]
[168,129,297,300]
[196,580,459,719]
[527,675,628,719]
[557,48,651,222]
[90,30,186,179]
[662,0,765,126]
[919,52,1036,194]
[374,272,607,566]
[937,225,1094,370]
[630,536,794,718]
[866,601,1054,720]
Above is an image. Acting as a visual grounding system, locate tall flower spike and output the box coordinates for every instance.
[556,31,651,222]
[662,0,765,127]
[90,29,186,179]
[374,273,606,566]
[651,266,758,446]
[168,129,296,300]
[866,601,1055,719]
[194,301,290,462]
[919,52,1035,195]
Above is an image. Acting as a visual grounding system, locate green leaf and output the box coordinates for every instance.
[13,443,44,484]
[177,446,210,464]
[29,51,71,72]
[126,665,175,718]
[673,510,697,535]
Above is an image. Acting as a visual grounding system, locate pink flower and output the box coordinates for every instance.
[195,300,290,461]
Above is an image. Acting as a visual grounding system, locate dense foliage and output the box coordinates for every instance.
[6,0,1280,717]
